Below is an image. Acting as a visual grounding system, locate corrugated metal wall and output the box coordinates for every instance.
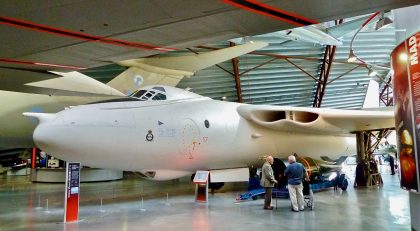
[178,24,396,109]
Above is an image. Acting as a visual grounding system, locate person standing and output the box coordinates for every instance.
[284,155,309,212]
[260,156,277,210]
[389,154,395,175]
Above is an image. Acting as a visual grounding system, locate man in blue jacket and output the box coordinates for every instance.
[285,155,309,212]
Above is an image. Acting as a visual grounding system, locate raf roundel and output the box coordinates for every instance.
[146,130,154,141]
[133,74,144,87]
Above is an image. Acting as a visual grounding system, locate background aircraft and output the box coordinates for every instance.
[24,85,394,182]
[230,14,380,46]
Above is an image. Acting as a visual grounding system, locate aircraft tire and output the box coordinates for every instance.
[341,179,348,191]
[209,182,224,190]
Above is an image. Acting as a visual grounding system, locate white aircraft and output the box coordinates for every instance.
[268,25,343,46]
[231,15,376,46]
[230,25,342,46]
[24,85,394,181]
[0,41,266,148]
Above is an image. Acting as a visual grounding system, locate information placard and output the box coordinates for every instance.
[64,162,81,222]
[193,170,209,203]
[193,170,209,183]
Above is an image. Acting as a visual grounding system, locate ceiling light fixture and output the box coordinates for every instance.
[368,68,378,77]
[375,12,393,30]
[347,12,391,70]
[347,49,357,62]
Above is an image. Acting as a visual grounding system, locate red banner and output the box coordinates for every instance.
[392,32,420,192]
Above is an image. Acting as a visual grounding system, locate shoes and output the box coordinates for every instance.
[291,209,299,212]
[299,209,304,211]
[264,206,274,210]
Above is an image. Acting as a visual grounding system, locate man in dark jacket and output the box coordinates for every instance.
[260,156,277,210]
[389,154,395,175]
[285,155,309,212]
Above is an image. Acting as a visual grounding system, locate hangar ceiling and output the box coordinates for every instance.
[0,0,418,71]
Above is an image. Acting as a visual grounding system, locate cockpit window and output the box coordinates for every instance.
[145,92,153,98]
[132,90,147,98]
[131,87,167,101]
[152,93,167,100]
[152,87,165,92]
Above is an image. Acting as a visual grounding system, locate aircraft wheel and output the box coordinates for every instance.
[209,182,224,190]
[341,179,348,191]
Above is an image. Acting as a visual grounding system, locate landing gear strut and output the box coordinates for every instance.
[354,129,391,187]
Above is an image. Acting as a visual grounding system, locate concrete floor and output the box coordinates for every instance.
[0,167,411,231]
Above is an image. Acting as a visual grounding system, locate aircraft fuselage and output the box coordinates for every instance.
[31,96,356,179]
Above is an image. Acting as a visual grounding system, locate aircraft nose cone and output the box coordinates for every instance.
[33,123,69,155]
[33,124,56,150]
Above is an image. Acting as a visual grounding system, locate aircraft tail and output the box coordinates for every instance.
[107,41,268,95]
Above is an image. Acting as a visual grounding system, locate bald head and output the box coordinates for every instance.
[266,156,274,165]
[288,155,296,163]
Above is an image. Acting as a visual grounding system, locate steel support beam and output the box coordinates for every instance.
[284,58,320,82]
[239,57,277,76]
[379,76,393,106]
[355,129,392,187]
[327,66,359,84]
[230,42,243,103]
[357,129,392,161]
[356,132,366,164]
[312,45,337,107]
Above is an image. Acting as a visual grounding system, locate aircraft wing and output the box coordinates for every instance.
[108,41,268,94]
[0,67,124,96]
[326,15,371,38]
[25,71,124,96]
[237,105,394,134]
[0,42,267,96]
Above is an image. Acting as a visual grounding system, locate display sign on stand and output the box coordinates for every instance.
[64,162,81,222]
[392,31,420,193]
[193,170,210,203]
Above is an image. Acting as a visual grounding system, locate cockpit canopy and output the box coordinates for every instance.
[131,86,167,101]
[130,85,204,101]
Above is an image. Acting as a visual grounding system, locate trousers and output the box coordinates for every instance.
[288,183,304,211]
[264,187,272,208]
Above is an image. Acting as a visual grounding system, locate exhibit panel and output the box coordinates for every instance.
[392,31,420,192]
